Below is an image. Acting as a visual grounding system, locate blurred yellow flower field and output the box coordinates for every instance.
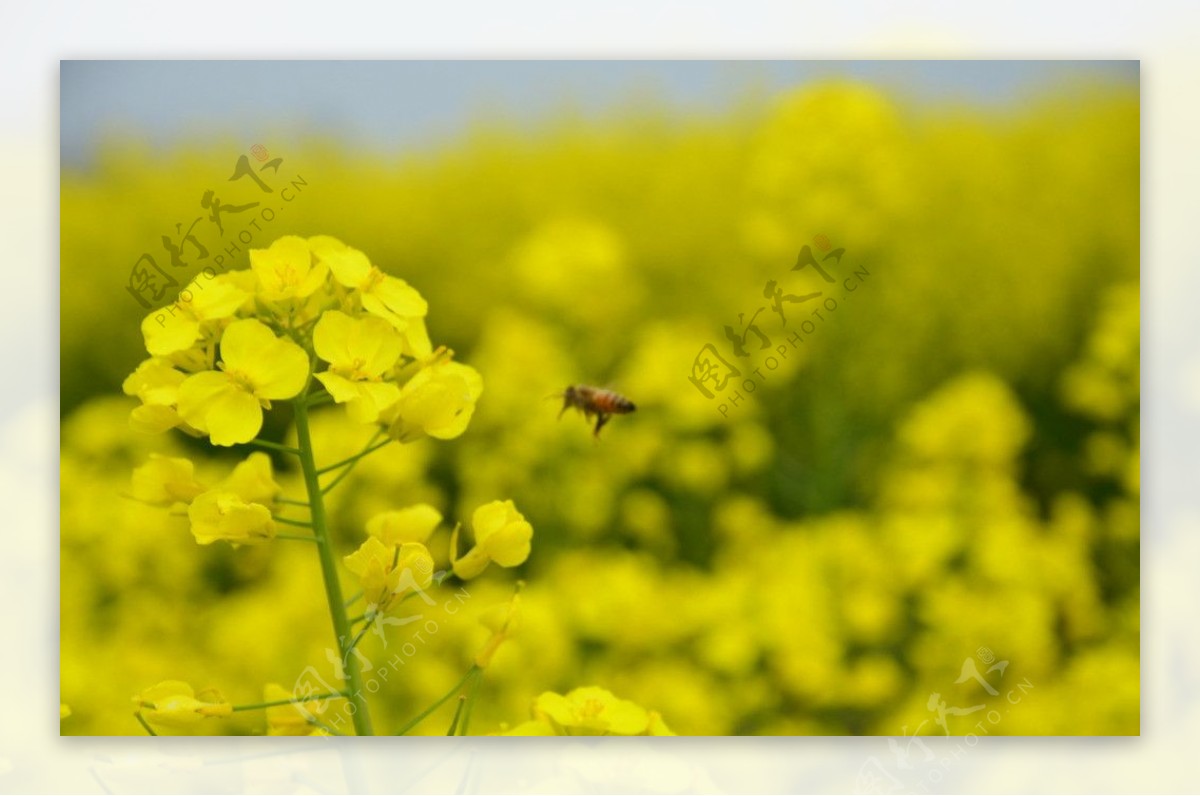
[59,80,1139,736]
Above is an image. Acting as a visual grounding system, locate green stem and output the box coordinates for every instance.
[275,533,319,543]
[446,695,467,735]
[277,497,311,507]
[319,464,357,497]
[247,438,301,456]
[317,433,389,475]
[293,397,374,736]
[459,668,483,736]
[274,516,313,528]
[231,692,348,712]
[394,665,480,736]
[343,620,373,660]
[308,716,346,736]
[134,712,158,736]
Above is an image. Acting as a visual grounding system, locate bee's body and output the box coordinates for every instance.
[559,385,636,436]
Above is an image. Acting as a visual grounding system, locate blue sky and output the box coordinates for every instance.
[60,60,1137,166]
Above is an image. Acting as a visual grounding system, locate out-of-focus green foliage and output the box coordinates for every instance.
[60,81,1139,735]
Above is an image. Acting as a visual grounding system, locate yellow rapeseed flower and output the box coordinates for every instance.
[133,681,232,729]
[219,452,282,507]
[309,235,431,357]
[313,310,404,423]
[532,686,674,736]
[343,536,434,613]
[177,319,309,446]
[365,504,442,546]
[385,361,483,441]
[451,500,532,579]
[129,454,205,506]
[187,490,276,545]
[122,357,189,434]
[249,235,329,302]
[140,274,249,356]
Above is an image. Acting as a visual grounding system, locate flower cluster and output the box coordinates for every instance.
[123,235,480,446]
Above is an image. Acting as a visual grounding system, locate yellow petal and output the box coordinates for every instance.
[451,546,490,580]
[366,504,443,546]
[401,316,433,359]
[309,235,372,287]
[314,311,404,376]
[497,718,556,736]
[481,521,532,567]
[123,357,186,405]
[343,536,392,581]
[370,274,428,318]
[177,371,263,446]
[186,275,250,319]
[188,490,276,545]
[141,309,201,357]
[346,381,401,424]
[220,452,281,506]
[130,403,183,434]
[314,371,363,403]
[130,454,205,506]
[472,500,522,544]
[250,236,326,300]
[391,362,483,440]
[218,319,309,400]
[535,687,650,735]
[312,310,355,366]
[394,542,435,591]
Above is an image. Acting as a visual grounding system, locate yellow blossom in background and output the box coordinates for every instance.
[385,361,483,441]
[133,681,232,729]
[129,454,205,507]
[187,490,276,545]
[313,310,404,423]
[343,536,434,612]
[176,319,308,445]
[249,235,329,302]
[452,500,533,579]
[366,504,443,546]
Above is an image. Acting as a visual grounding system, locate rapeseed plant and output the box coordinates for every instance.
[121,234,668,735]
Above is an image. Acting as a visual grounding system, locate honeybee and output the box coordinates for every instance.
[558,385,636,437]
